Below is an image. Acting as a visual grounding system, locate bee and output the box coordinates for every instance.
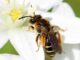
[19,14,64,57]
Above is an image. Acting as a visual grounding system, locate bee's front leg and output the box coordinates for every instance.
[26,24,35,32]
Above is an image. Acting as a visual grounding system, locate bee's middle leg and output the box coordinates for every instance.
[36,34,41,52]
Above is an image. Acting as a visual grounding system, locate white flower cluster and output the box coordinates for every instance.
[0,0,80,60]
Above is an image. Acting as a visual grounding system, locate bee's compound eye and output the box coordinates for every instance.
[29,19,36,24]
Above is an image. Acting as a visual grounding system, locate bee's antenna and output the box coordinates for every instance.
[19,16,33,20]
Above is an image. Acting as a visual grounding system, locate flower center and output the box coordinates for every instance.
[9,8,21,22]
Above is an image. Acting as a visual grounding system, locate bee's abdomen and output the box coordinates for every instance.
[44,43,56,57]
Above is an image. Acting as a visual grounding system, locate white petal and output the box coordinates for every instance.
[0,15,14,31]
[0,32,8,48]
[49,13,80,44]
[10,0,26,8]
[72,49,80,60]
[53,44,80,60]
[0,0,9,8]
[63,18,80,44]
[53,3,75,17]
[51,16,80,44]
[8,30,44,60]
[0,54,25,60]
[29,0,63,11]
[35,3,75,18]
[0,0,10,15]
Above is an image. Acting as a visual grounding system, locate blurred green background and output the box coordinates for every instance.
[64,0,80,17]
[0,0,80,55]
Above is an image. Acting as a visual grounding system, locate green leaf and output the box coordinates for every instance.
[0,40,18,55]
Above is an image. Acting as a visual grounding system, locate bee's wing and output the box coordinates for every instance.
[46,32,62,53]
[52,32,62,53]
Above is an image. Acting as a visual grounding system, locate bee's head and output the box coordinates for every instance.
[29,15,41,24]
[19,15,41,24]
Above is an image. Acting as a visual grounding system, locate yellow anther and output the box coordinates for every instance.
[9,8,21,22]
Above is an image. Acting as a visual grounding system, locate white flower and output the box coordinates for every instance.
[0,0,80,60]
[0,0,44,60]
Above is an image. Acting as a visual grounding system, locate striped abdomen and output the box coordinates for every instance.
[44,42,56,57]
[44,32,62,57]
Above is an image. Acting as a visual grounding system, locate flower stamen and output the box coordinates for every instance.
[9,8,21,22]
